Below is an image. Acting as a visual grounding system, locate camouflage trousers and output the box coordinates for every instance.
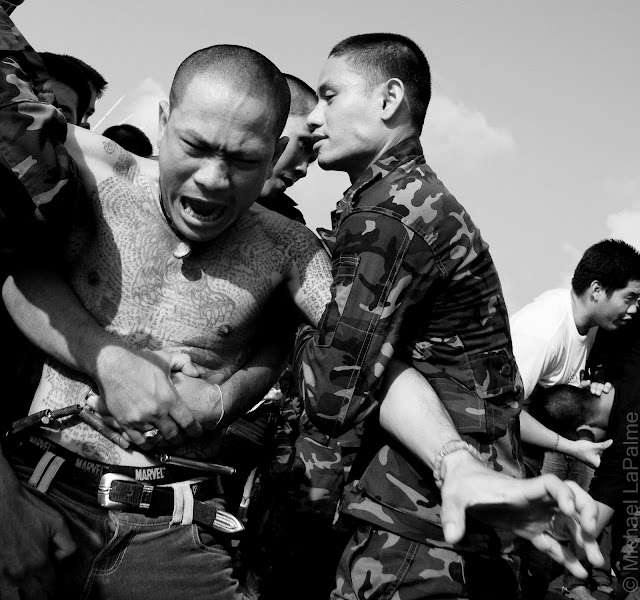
[332,523,522,600]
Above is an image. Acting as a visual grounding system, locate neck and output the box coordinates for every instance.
[348,128,417,184]
[571,289,594,335]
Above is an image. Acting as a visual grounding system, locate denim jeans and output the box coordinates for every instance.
[14,465,251,600]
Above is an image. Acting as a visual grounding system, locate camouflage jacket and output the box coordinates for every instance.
[294,137,525,551]
[0,3,78,258]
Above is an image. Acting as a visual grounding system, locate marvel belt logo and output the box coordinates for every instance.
[134,467,166,481]
[29,435,52,452]
[75,458,106,476]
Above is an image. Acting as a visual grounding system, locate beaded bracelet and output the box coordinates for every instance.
[432,440,485,489]
[552,433,560,453]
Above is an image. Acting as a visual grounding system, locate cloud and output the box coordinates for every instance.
[297,94,516,232]
[421,94,516,168]
[603,176,640,249]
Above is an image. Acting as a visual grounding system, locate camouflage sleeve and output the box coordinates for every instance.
[0,6,77,255]
[293,210,441,437]
[0,1,23,16]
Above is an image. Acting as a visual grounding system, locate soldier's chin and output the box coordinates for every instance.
[317,152,341,172]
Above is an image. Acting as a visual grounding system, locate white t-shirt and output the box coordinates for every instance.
[510,288,597,399]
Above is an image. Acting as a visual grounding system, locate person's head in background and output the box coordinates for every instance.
[62,55,108,129]
[40,52,91,126]
[529,384,613,436]
[259,74,318,202]
[102,124,153,158]
[572,239,640,332]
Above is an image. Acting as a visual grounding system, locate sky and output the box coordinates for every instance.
[12,0,640,313]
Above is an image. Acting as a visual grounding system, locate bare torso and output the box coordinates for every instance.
[30,133,330,466]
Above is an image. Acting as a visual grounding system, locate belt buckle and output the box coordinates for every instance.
[98,473,151,509]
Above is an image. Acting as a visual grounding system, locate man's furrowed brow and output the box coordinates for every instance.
[182,128,209,144]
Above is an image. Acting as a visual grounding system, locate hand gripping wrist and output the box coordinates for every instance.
[433,440,485,489]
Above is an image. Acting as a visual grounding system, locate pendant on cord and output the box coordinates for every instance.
[173,240,191,259]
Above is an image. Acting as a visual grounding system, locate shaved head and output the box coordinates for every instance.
[170,44,290,138]
[284,73,317,118]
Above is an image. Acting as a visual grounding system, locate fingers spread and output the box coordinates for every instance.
[535,474,575,516]
[531,532,588,580]
[564,481,598,536]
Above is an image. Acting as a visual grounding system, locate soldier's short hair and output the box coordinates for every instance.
[284,74,316,118]
[329,33,431,130]
[529,384,598,435]
[41,52,92,123]
[169,45,290,139]
[61,55,108,97]
[572,239,640,296]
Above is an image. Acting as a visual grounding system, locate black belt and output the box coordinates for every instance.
[8,435,244,534]
[10,434,222,484]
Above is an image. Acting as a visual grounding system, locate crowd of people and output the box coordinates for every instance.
[0,1,637,599]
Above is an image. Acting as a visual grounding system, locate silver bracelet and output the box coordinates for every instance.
[432,440,485,489]
[214,384,225,429]
[552,433,560,453]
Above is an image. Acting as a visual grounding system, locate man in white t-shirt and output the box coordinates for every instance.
[513,239,640,462]
[512,238,640,600]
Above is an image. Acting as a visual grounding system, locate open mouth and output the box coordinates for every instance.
[181,197,224,223]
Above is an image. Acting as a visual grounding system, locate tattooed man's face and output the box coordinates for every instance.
[157,76,285,242]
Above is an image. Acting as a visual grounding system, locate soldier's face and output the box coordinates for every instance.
[79,86,98,130]
[307,56,384,181]
[50,79,80,125]
[593,280,640,330]
[260,115,318,200]
[157,76,284,242]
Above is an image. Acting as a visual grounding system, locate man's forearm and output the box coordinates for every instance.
[520,409,571,452]
[379,361,462,469]
[218,338,288,425]
[3,267,126,381]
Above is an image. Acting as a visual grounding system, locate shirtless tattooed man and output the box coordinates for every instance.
[0,7,606,600]
[1,30,334,598]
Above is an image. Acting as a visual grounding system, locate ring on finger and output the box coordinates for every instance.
[143,428,161,440]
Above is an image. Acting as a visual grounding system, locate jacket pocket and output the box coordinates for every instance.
[316,253,360,347]
[467,348,521,440]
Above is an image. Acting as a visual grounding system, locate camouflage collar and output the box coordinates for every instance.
[333,136,424,226]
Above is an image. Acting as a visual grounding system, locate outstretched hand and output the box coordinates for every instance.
[439,452,603,579]
[568,438,613,468]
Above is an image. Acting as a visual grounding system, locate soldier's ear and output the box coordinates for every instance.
[381,78,405,122]
[158,100,170,147]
